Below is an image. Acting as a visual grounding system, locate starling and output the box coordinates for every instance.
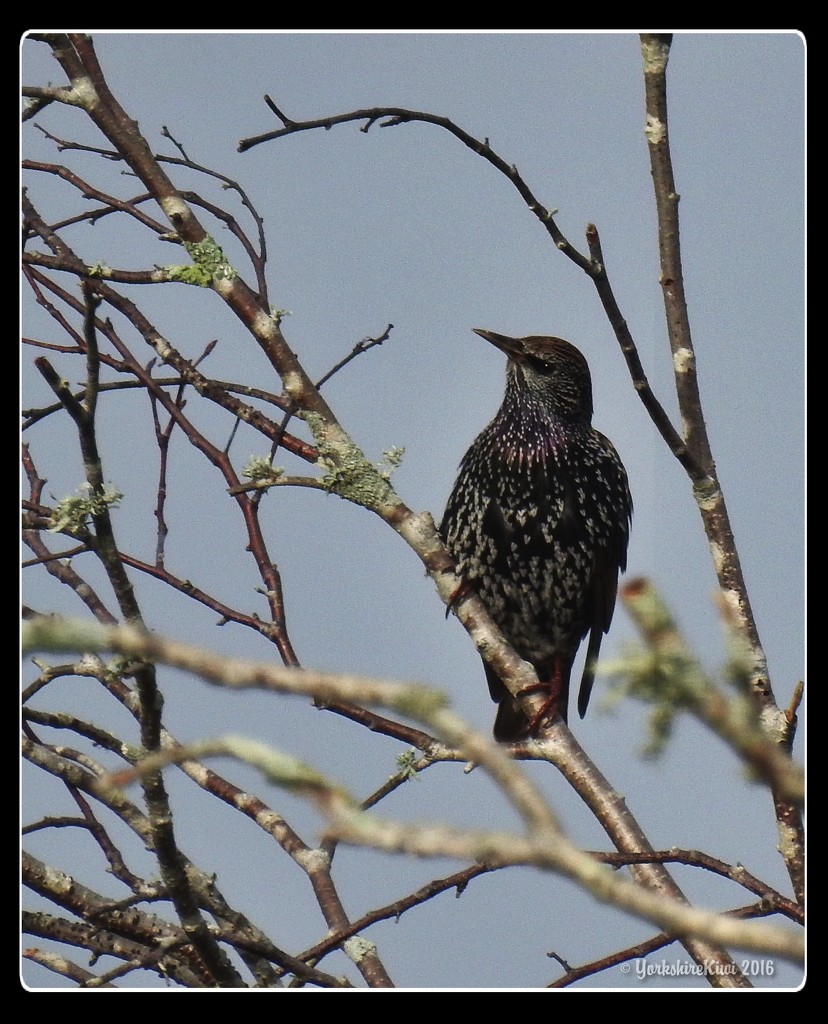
[440,329,632,741]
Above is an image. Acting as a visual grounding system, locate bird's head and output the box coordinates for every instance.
[473,329,594,421]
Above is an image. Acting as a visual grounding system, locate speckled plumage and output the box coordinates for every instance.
[440,329,632,741]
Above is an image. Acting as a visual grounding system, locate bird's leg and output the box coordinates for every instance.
[522,657,564,734]
[445,576,475,619]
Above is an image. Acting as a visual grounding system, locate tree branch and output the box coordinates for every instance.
[22,617,804,968]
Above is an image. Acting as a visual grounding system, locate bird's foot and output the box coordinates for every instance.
[445,576,475,619]
[522,665,565,736]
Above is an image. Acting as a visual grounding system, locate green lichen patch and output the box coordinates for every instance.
[162,236,237,286]
[304,412,404,512]
[48,482,123,535]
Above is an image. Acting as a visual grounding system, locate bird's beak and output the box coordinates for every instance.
[473,329,525,362]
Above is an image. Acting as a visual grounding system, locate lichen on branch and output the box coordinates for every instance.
[162,236,237,287]
[303,411,404,513]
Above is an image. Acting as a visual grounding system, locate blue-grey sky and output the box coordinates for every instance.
[22,31,804,990]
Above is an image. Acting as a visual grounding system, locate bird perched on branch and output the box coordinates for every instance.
[440,329,632,741]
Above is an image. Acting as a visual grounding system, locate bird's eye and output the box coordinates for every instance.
[526,355,551,374]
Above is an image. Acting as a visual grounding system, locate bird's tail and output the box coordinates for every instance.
[577,628,604,719]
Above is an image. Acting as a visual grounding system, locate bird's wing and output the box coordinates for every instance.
[577,438,632,718]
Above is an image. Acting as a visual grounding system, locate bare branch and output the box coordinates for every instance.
[22,617,804,967]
